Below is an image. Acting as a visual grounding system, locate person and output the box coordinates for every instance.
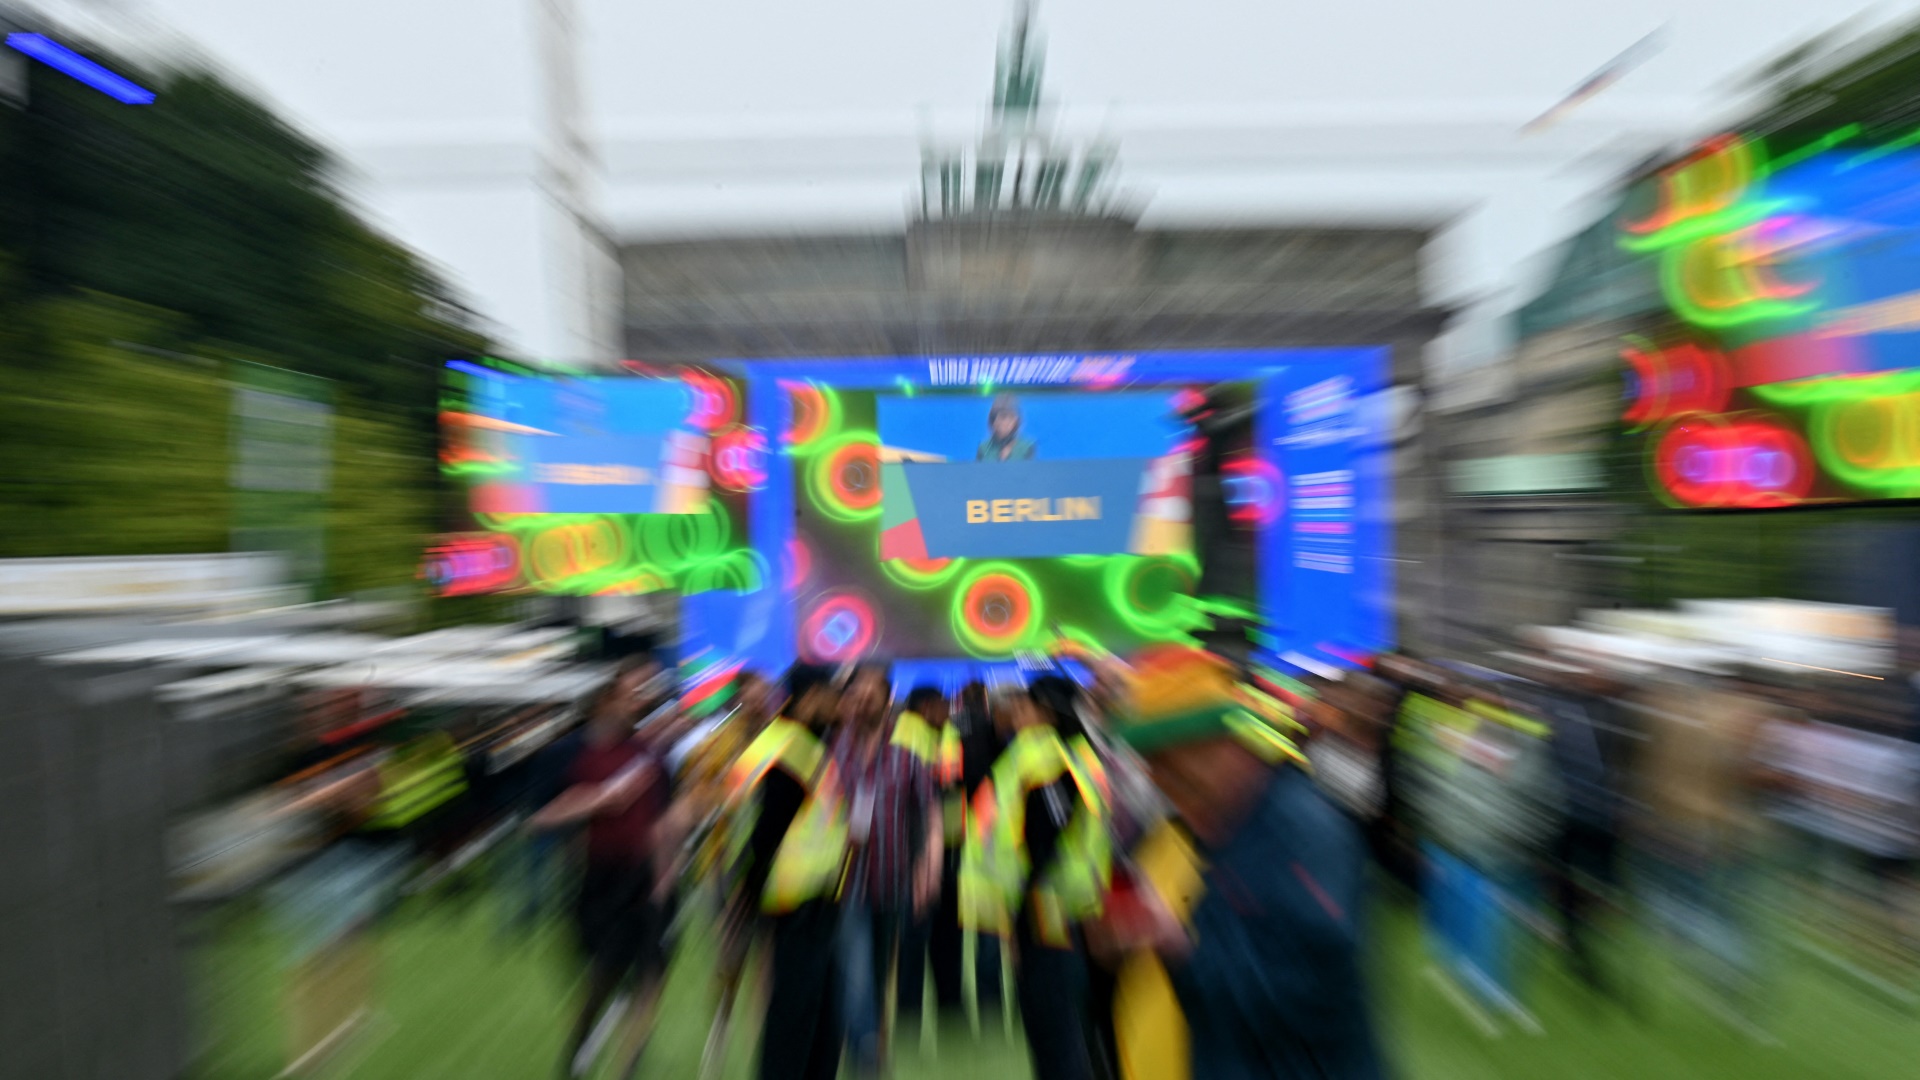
[893,686,966,1014]
[1367,655,1434,894]
[954,682,1009,1013]
[966,677,1108,1080]
[978,392,1037,461]
[678,671,780,890]
[1524,658,1632,1000]
[356,713,474,882]
[894,685,962,786]
[1752,675,1920,999]
[493,704,577,932]
[1404,677,1561,1018]
[1111,645,1384,1080]
[1304,677,1390,826]
[529,657,672,1080]
[1634,664,1776,1022]
[681,670,781,1080]
[735,664,850,1080]
[1084,646,1212,1080]
[834,669,943,1077]
[957,682,1005,799]
[1049,666,1169,1080]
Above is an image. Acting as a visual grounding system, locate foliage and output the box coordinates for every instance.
[1750,18,1920,155]
[326,404,434,599]
[0,42,490,599]
[0,294,230,557]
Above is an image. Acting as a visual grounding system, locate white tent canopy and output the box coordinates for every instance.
[1531,598,1895,679]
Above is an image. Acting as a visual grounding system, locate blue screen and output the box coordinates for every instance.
[469,374,705,514]
[877,392,1184,462]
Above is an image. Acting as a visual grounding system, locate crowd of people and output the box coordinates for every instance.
[511,640,1384,1080]
[1306,646,1920,1034]
[272,626,1920,1079]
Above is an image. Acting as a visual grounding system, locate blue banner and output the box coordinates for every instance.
[1260,353,1391,665]
[904,459,1148,558]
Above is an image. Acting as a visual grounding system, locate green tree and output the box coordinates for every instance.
[0,42,490,600]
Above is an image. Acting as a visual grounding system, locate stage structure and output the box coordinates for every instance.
[436,350,1392,691]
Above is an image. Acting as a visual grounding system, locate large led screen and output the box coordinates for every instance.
[790,385,1233,664]
[461,373,709,515]
[433,362,761,597]
[431,350,1393,680]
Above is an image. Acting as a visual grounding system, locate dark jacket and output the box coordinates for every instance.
[1170,766,1385,1080]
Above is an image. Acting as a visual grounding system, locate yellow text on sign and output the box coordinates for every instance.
[965,497,1102,524]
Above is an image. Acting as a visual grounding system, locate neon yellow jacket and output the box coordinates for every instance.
[363,732,466,831]
[727,718,849,913]
[960,727,1112,944]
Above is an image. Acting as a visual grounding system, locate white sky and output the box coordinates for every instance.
[36,0,1918,362]
[83,0,1899,159]
[583,0,1836,116]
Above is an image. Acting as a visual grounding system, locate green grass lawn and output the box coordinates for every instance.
[185,880,1920,1079]
[1369,893,1918,1080]
[187,888,1033,1080]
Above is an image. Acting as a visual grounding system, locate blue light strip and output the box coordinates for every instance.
[446,359,513,381]
[6,34,156,105]
[708,350,1309,388]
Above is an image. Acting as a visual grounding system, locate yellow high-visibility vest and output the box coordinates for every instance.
[939,724,967,842]
[364,732,466,831]
[940,724,963,783]
[959,726,1111,944]
[892,711,939,765]
[1115,821,1205,1080]
[895,712,968,839]
[1048,734,1114,918]
[891,711,965,783]
[728,718,848,914]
